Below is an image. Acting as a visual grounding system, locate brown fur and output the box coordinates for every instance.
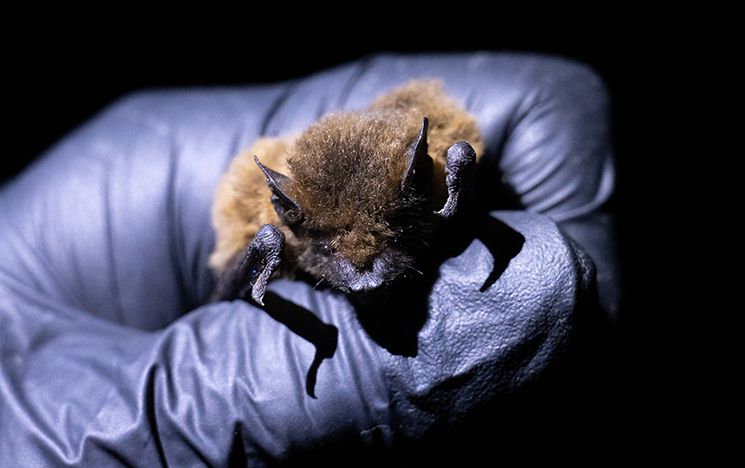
[210,80,483,272]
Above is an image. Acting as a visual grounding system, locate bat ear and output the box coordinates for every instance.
[401,117,434,193]
[254,156,303,225]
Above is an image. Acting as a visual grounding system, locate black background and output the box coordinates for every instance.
[2,18,735,462]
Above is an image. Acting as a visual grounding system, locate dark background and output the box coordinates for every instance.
[2,21,735,461]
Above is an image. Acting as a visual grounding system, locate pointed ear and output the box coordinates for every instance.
[254,155,303,225]
[401,117,434,192]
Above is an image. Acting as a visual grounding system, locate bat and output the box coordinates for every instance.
[209,80,483,305]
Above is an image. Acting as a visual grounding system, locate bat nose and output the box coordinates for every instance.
[349,273,383,293]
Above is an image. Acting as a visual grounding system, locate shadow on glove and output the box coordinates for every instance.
[354,215,525,358]
[474,216,526,292]
[262,292,339,398]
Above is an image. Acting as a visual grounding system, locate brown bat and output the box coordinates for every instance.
[210,80,484,304]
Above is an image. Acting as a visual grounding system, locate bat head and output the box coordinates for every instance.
[256,113,437,295]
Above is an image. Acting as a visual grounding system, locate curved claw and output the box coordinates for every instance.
[436,141,477,220]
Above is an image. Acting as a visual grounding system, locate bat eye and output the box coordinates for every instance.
[320,243,333,257]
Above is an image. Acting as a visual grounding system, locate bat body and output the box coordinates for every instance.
[210,80,483,304]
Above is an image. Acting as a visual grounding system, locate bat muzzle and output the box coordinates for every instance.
[334,254,392,295]
[348,273,384,294]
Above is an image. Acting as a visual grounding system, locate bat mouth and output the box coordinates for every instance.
[344,285,391,300]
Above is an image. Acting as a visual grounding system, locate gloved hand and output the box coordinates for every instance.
[0,53,616,465]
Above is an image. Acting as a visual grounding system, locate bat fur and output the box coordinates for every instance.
[210,80,483,303]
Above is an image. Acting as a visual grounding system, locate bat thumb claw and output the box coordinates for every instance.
[252,293,265,307]
[251,286,266,307]
[435,197,457,219]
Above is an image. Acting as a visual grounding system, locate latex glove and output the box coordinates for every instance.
[0,53,614,465]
